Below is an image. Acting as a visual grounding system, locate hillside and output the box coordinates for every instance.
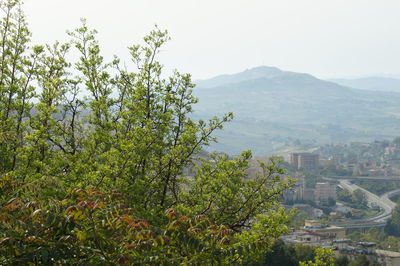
[331,77,400,93]
[193,67,400,155]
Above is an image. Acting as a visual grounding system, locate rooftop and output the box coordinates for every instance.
[376,249,400,258]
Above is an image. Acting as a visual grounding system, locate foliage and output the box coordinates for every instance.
[348,255,374,266]
[289,211,309,229]
[318,162,352,177]
[351,189,368,208]
[250,239,298,266]
[348,228,400,253]
[337,188,352,203]
[335,255,350,266]
[247,240,355,266]
[294,244,317,263]
[0,0,294,263]
[385,204,400,237]
[0,179,264,265]
[299,247,335,266]
[357,180,400,196]
[337,187,371,212]
[303,172,324,189]
[351,189,365,205]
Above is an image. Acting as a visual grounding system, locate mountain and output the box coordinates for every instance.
[195,66,282,88]
[330,77,400,93]
[192,67,400,155]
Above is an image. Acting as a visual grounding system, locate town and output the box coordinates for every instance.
[273,138,400,265]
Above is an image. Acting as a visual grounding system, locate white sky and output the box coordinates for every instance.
[23,0,400,80]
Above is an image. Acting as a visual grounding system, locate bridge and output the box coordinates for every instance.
[329,175,400,181]
[332,179,400,233]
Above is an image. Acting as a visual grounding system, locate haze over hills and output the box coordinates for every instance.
[193,66,400,155]
[331,77,400,93]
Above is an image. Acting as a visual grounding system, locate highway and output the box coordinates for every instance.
[334,180,400,229]
[380,189,400,211]
[330,175,400,181]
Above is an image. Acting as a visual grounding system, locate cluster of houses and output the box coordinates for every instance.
[281,220,400,266]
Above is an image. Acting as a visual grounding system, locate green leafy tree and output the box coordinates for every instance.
[295,244,316,263]
[385,204,400,236]
[352,189,367,206]
[380,236,400,251]
[247,241,350,266]
[256,239,297,266]
[0,0,38,173]
[337,188,352,203]
[0,0,294,264]
[299,248,335,266]
[0,179,257,265]
[335,255,349,266]
[348,255,371,266]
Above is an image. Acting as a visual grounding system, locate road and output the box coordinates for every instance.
[335,180,400,228]
[380,189,400,210]
[330,175,400,181]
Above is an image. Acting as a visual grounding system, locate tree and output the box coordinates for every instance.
[0,0,294,264]
[295,244,316,263]
[256,239,297,266]
[299,248,335,266]
[337,188,352,203]
[335,255,349,266]
[348,255,371,266]
[352,189,367,207]
[0,0,37,173]
[0,182,256,265]
[385,204,400,236]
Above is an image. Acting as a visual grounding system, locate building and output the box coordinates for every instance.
[376,250,400,266]
[304,220,346,239]
[290,153,319,170]
[282,227,400,266]
[334,241,400,266]
[315,183,337,206]
[281,220,346,246]
[303,188,315,201]
[290,153,300,169]
[292,174,305,201]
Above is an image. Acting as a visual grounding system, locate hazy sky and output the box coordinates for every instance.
[23,0,400,80]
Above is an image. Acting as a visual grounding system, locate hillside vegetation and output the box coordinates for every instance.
[194,66,400,155]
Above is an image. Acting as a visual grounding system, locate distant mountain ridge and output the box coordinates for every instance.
[330,77,400,93]
[196,66,316,88]
[192,66,400,155]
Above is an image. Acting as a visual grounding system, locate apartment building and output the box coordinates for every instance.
[290,153,319,170]
[315,183,337,206]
